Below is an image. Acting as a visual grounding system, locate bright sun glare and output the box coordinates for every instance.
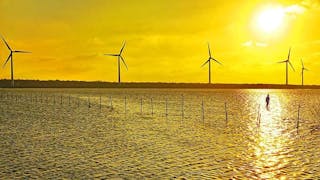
[257,7,284,33]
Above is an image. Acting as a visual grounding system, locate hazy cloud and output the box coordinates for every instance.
[300,0,320,9]
[282,0,320,18]
[284,4,306,15]
[242,41,268,47]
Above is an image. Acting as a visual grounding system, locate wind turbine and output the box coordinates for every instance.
[1,35,31,88]
[300,58,309,86]
[277,47,295,85]
[104,42,128,83]
[201,43,222,84]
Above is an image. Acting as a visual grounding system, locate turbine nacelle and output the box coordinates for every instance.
[1,35,31,68]
[1,35,31,88]
[201,43,223,68]
[277,47,295,72]
[104,41,128,83]
[201,42,223,84]
[277,60,295,71]
[3,50,31,68]
[301,58,309,71]
[277,47,295,85]
[104,41,128,70]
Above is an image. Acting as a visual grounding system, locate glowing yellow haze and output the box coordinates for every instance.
[0,0,319,84]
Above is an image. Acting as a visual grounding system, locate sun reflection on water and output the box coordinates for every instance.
[251,92,291,179]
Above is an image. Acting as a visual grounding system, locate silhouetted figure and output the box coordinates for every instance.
[266,94,270,107]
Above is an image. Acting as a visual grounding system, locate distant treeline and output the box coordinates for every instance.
[0,79,320,89]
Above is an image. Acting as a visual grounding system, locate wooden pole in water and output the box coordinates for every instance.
[125,96,127,115]
[68,95,71,106]
[181,95,184,121]
[53,95,56,105]
[257,104,261,126]
[99,95,102,110]
[225,102,228,124]
[297,104,300,134]
[88,96,91,108]
[165,98,168,118]
[151,97,154,116]
[201,98,204,124]
[60,95,63,106]
[110,96,113,108]
[140,97,143,114]
[259,106,261,125]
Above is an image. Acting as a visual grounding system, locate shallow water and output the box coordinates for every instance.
[0,88,320,179]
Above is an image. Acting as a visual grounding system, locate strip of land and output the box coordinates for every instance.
[0,79,320,89]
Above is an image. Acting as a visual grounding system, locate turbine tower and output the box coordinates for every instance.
[277,47,295,85]
[300,58,309,86]
[1,35,31,88]
[104,42,128,83]
[201,43,222,84]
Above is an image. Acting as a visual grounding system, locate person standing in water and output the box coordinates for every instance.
[266,94,270,107]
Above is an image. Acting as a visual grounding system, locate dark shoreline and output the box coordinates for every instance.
[1,79,320,89]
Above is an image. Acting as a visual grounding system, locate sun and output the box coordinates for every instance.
[257,7,284,33]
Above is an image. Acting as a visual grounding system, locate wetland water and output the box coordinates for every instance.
[0,88,320,179]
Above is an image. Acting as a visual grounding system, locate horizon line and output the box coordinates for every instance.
[1,79,320,87]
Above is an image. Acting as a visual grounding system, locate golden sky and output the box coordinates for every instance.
[0,0,319,84]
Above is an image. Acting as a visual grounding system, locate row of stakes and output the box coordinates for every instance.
[0,92,230,123]
[0,92,307,134]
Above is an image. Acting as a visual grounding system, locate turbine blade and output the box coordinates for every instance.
[277,60,287,63]
[287,47,291,60]
[300,58,304,68]
[120,41,126,55]
[1,35,12,51]
[120,56,128,70]
[212,58,222,65]
[208,43,211,57]
[201,59,210,67]
[104,54,118,56]
[14,50,31,53]
[289,61,295,71]
[2,54,11,68]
